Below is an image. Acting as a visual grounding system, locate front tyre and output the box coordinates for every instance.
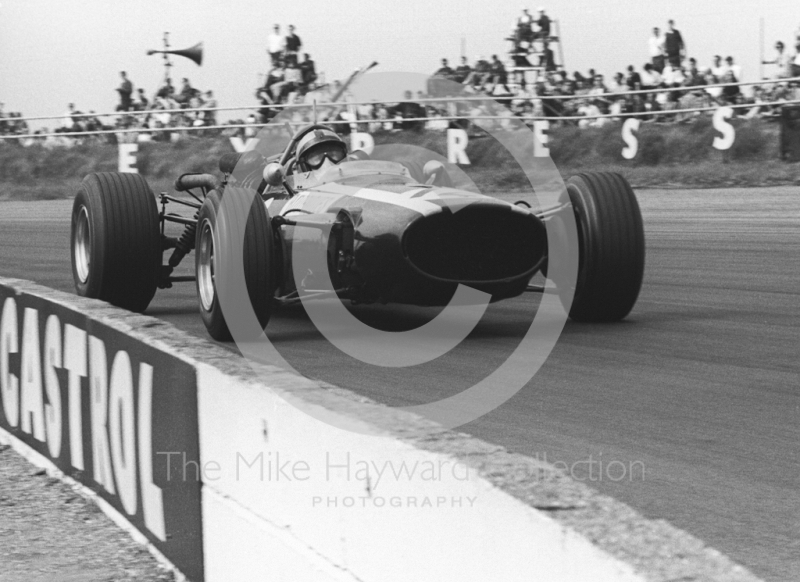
[566,172,645,322]
[195,187,276,341]
[71,172,160,312]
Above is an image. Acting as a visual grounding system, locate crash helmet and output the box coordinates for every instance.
[295,128,348,172]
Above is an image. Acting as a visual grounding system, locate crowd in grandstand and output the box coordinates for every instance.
[429,12,800,127]
[3,13,800,142]
[256,24,319,114]
[0,103,29,136]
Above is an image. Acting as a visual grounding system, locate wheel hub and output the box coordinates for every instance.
[74,205,91,284]
[197,219,216,311]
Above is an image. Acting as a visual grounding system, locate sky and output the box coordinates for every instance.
[1,0,799,128]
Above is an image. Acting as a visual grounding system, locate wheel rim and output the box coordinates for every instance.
[197,219,216,312]
[74,205,91,284]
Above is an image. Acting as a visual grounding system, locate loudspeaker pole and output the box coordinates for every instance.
[759,18,764,80]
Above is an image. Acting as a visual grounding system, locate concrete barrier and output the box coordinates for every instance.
[0,277,761,582]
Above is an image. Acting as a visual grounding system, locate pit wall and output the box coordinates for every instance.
[0,278,761,582]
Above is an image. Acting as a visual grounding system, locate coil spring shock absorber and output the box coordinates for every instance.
[168,209,200,268]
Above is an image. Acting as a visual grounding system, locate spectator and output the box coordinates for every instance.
[468,56,492,89]
[664,20,685,68]
[792,42,800,77]
[133,88,149,111]
[156,78,175,99]
[533,7,551,41]
[648,27,665,73]
[662,63,685,86]
[285,25,302,66]
[609,72,626,93]
[724,56,742,82]
[244,113,258,138]
[762,41,792,79]
[393,90,426,131]
[84,111,102,133]
[176,77,198,105]
[202,91,217,125]
[589,74,610,113]
[434,58,455,79]
[262,66,285,102]
[537,81,562,119]
[515,8,534,44]
[541,45,556,71]
[61,103,77,131]
[256,91,276,123]
[577,98,604,128]
[511,44,533,70]
[685,60,704,86]
[267,24,284,67]
[283,63,302,100]
[711,55,726,79]
[626,65,642,91]
[116,71,133,111]
[490,54,511,93]
[299,53,317,89]
[720,70,741,104]
[13,113,29,136]
[454,56,472,83]
[676,73,705,120]
[705,69,723,103]
[640,63,662,89]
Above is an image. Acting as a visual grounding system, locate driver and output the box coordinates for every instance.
[295,128,348,174]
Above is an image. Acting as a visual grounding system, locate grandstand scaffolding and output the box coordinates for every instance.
[506,18,565,91]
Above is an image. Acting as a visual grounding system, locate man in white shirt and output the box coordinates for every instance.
[608,72,626,93]
[704,69,723,100]
[640,63,662,88]
[710,55,726,79]
[648,27,665,73]
[62,103,77,130]
[515,8,533,45]
[762,41,792,79]
[661,64,678,85]
[724,56,742,82]
[267,24,284,66]
[792,43,800,78]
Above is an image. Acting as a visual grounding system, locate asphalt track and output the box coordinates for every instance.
[1,186,798,581]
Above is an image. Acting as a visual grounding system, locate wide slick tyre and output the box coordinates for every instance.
[566,171,645,322]
[195,187,275,341]
[70,172,160,312]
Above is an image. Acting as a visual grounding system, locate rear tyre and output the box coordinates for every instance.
[71,172,160,313]
[195,187,275,341]
[566,172,645,322]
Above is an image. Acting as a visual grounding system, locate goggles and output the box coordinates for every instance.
[304,143,346,169]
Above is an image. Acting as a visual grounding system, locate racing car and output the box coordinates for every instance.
[70,124,645,341]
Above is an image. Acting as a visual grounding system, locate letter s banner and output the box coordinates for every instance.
[0,282,204,582]
[713,106,735,150]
